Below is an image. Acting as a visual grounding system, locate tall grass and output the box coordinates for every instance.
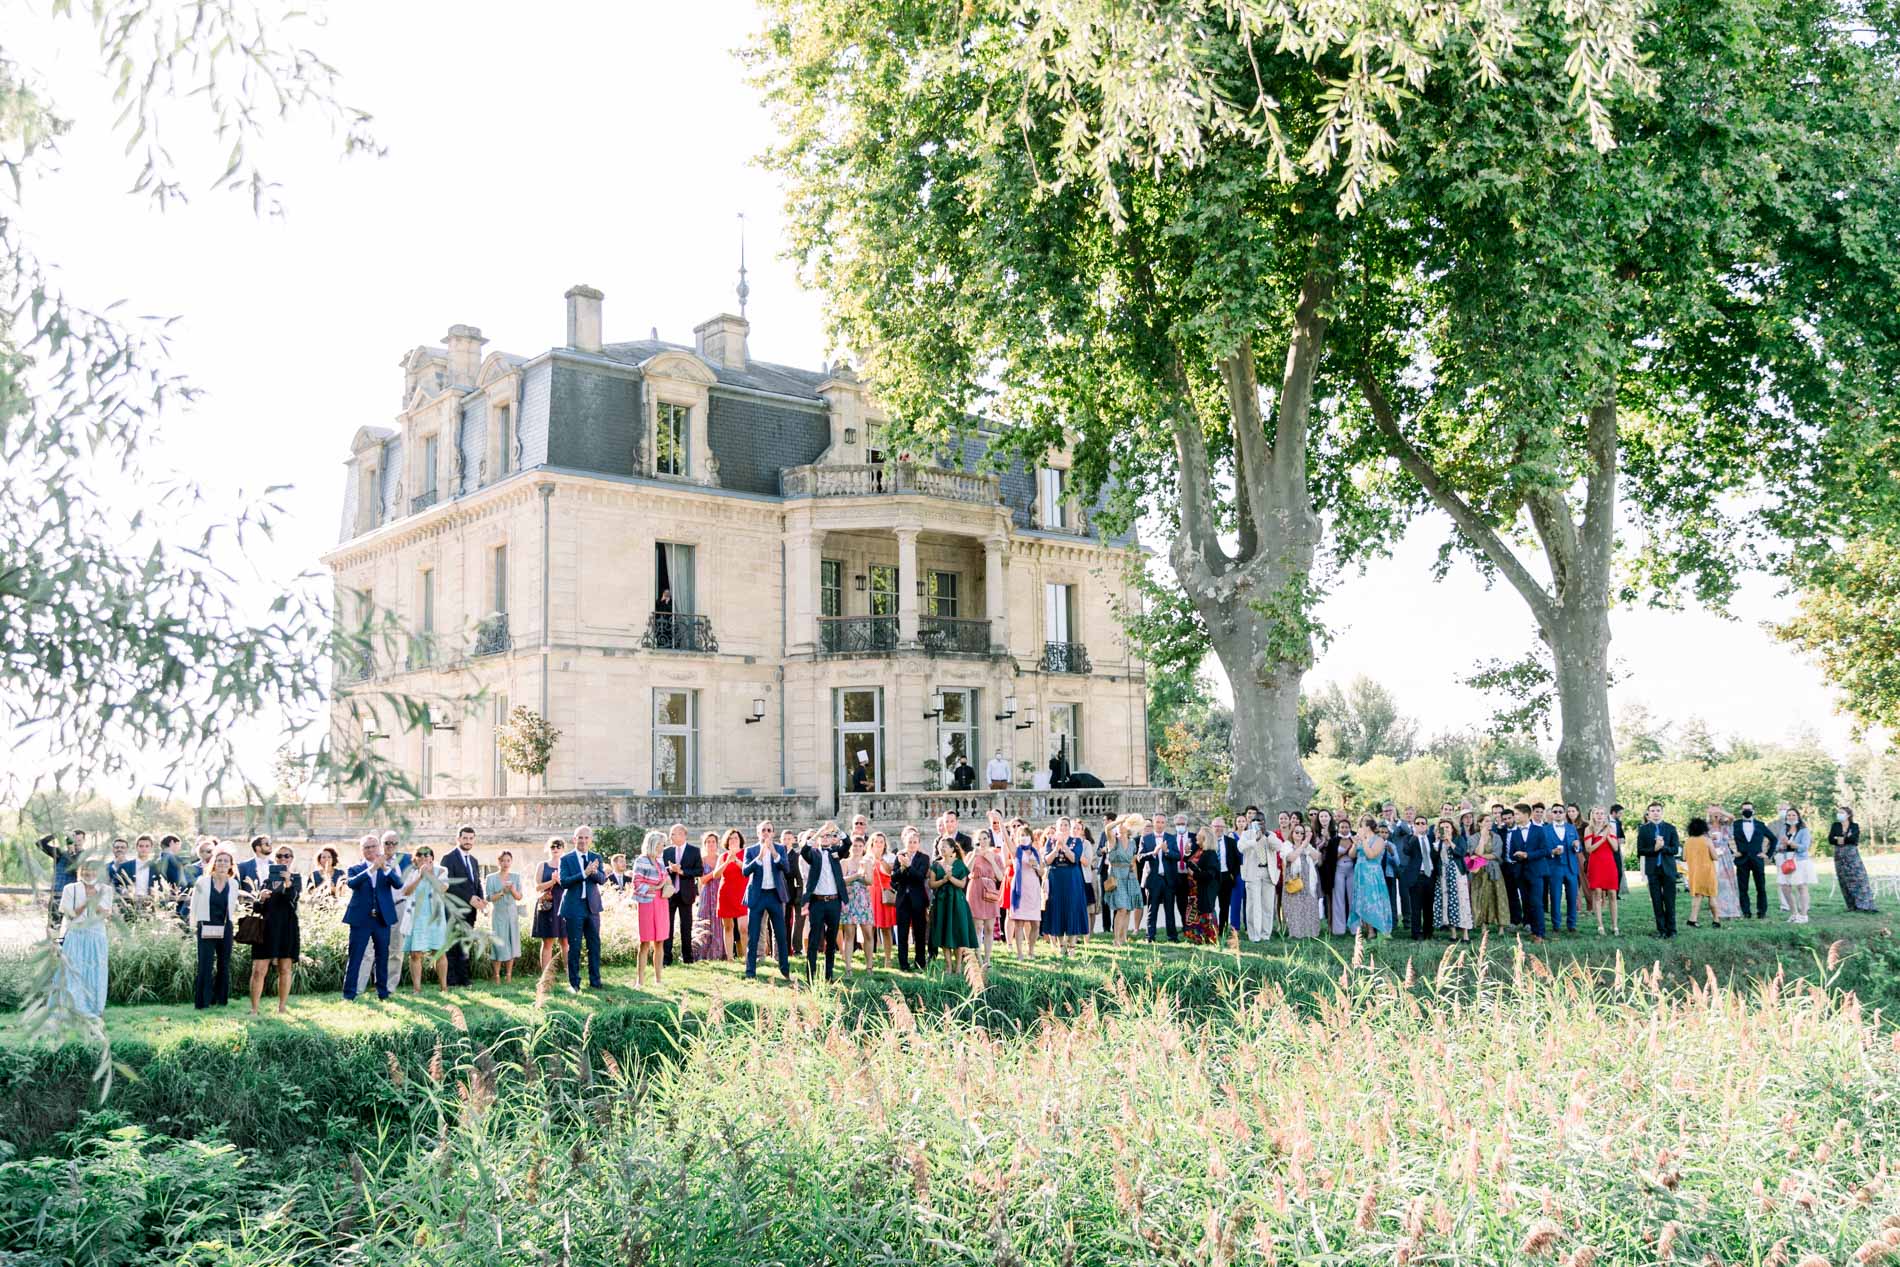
[5,950,1896,1265]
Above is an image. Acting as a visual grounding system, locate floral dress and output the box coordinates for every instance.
[1468,830,1509,926]
[1432,837,1472,931]
[1279,844,1324,939]
[843,855,875,925]
[1831,822,1881,913]
[1711,834,1742,920]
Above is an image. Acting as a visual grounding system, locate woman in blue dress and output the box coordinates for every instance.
[1039,818,1091,954]
[1348,818,1395,937]
[57,861,112,1017]
[401,845,451,992]
[1103,816,1144,945]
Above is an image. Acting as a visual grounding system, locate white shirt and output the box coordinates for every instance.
[985,756,1011,782]
[811,848,838,898]
[134,860,152,895]
[758,845,775,890]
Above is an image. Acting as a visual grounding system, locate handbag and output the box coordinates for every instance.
[1780,856,1798,876]
[1283,874,1305,896]
[1102,874,1118,894]
[235,913,266,947]
[880,884,897,906]
[198,924,227,941]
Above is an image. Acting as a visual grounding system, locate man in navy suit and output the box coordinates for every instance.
[106,838,135,892]
[1505,805,1553,942]
[558,828,606,991]
[1492,805,1523,927]
[744,820,794,979]
[799,821,850,982]
[1136,816,1182,942]
[440,826,485,987]
[1396,816,1435,940]
[1550,809,1582,933]
[236,834,274,895]
[341,834,403,1001]
[662,821,707,967]
[1637,802,1682,938]
[893,825,932,970]
[1730,801,1772,919]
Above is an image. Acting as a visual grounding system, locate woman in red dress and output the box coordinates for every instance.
[1582,806,1622,935]
[869,830,897,969]
[714,827,749,962]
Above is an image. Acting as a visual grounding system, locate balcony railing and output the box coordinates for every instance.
[919,616,992,655]
[405,638,436,671]
[780,461,999,506]
[642,611,718,653]
[1041,641,1092,674]
[411,488,439,514]
[819,615,899,655]
[337,660,373,686]
[473,612,511,658]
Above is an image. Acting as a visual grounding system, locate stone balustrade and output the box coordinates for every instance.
[779,461,999,505]
[198,787,1222,844]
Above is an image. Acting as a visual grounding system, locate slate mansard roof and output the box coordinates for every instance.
[339,335,1128,547]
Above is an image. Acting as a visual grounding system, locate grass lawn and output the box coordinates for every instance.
[25,882,1890,1053]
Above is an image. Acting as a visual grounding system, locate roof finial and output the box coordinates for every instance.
[736,211,751,320]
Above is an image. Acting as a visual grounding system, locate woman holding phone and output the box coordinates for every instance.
[247,843,302,1015]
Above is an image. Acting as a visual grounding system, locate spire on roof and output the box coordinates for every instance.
[736,211,751,320]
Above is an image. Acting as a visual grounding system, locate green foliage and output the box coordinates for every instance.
[1304,675,1418,763]
[6,930,1898,1265]
[495,707,561,788]
[1777,536,1900,740]
[1425,727,1552,789]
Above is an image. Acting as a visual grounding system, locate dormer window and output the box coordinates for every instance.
[655,401,689,478]
[1039,467,1070,530]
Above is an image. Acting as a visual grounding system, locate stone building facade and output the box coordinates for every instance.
[327,286,1148,812]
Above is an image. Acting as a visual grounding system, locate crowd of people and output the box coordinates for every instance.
[35,795,1882,1019]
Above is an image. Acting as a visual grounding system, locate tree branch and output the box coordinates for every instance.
[1165,348,1231,589]
[1358,369,1558,627]
[1272,268,1331,506]
[1220,342,1270,565]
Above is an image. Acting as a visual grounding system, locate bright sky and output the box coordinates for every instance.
[18,1,1862,796]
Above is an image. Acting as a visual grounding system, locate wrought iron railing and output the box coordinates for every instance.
[473,612,511,657]
[780,461,999,505]
[919,616,992,655]
[337,660,374,685]
[410,488,439,514]
[405,639,436,671]
[1040,641,1091,674]
[642,611,718,653]
[819,615,899,654]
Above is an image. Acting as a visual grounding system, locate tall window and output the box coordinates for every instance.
[417,568,435,666]
[496,404,514,476]
[1048,702,1081,770]
[492,694,509,796]
[492,545,509,615]
[655,401,689,477]
[926,571,959,618]
[1045,582,1075,644]
[654,542,696,614]
[1039,467,1070,529]
[653,689,698,795]
[868,564,899,617]
[820,559,843,618]
[420,733,435,795]
[422,434,440,497]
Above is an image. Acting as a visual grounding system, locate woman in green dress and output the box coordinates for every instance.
[928,837,979,974]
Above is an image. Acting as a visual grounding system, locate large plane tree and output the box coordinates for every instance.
[751,0,1651,810]
[1342,0,1900,806]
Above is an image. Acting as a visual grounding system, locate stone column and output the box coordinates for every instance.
[895,525,920,645]
[786,524,821,656]
[983,534,1010,652]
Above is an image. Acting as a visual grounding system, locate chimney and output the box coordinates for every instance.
[565,284,604,354]
[443,324,486,388]
[694,313,749,370]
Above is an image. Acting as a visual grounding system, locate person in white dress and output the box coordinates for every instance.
[1240,823,1280,941]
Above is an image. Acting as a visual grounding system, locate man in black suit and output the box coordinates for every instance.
[1491,804,1523,927]
[1136,816,1182,942]
[440,826,485,986]
[1730,801,1772,919]
[799,821,850,981]
[1637,801,1682,938]
[662,821,706,966]
[1208,816,1240,936]
[893,826,932,970]
[1398,815,1436,940]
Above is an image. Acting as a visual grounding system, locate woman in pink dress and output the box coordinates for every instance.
[1006,823,1046,960]
[966,828,1005,966]
[631,830,670,987]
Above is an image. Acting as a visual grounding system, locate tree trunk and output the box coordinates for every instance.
[1209,612,1314,811]
[1546,603,1615,811]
